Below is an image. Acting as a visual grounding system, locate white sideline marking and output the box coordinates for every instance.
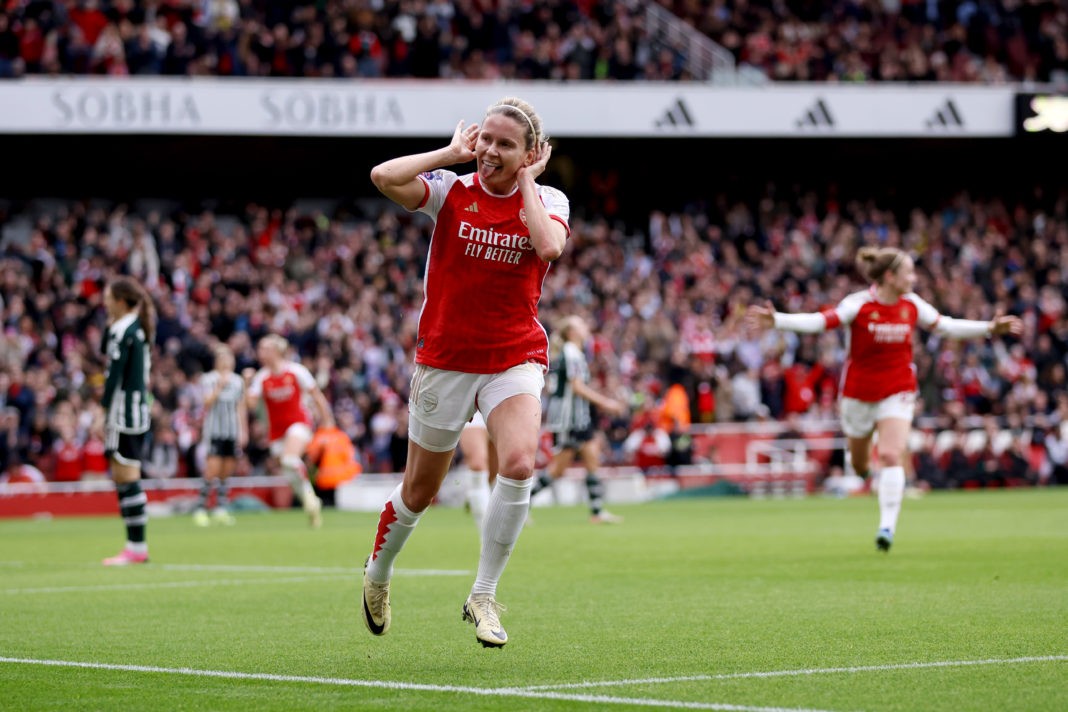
[519,655,1068,691]
[0,657,833,712]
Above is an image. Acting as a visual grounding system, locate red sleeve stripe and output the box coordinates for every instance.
[820,308,841,329]
[415,175,431,210]
[550,214,571,237]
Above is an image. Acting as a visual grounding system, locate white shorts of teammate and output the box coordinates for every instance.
[464,410,487,430]
[408,362,544,452]
[839,392,917,439]
[269,422,314,458]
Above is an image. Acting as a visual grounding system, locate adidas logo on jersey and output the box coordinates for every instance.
[465,202,479,213]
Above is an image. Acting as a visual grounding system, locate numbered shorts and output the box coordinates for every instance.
[408,362,545,452]
[839,392,917,439]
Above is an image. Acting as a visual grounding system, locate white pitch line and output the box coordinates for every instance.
[0,657,836,712]
[154,563,470,576]
[3,574,354,595]
[0,561,468,576]
[518,655,1068,691]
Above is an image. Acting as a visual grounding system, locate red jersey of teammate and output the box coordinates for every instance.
[248,362,316,440]
[820,287,941,402]
[413,169,570,373]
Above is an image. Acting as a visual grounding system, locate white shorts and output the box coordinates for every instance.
[464,410,487,430]
[839,392,916,439]
[269,422,314,458]
[409,362,544,433]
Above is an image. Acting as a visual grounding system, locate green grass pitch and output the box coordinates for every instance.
[2,488,1065,711]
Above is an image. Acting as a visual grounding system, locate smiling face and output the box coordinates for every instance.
[474,112,535,194]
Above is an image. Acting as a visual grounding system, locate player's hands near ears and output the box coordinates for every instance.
[519,141,552,183]
[450,120,479,164]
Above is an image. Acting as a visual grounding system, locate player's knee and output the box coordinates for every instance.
[281,454,303,471]
[497,450,535,480]
[877,449,904,469]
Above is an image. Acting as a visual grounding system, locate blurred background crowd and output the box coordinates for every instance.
[0,0,1066,85]
[3,180,1067,489]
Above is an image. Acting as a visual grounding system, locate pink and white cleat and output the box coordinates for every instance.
[102,548,149,566]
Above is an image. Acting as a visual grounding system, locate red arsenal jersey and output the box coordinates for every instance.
[413,170,570,374]
[248,362,316,440]
[821,288,941,402]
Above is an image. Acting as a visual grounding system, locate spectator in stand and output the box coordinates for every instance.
[244,334,333,528]
[623,410,672,474]
[361,96,568,649]
[100,276,156,567]
[3,0,1061,84]
[532,315,628,524]
[0,454,46,492]
[142,420,179,480]
[748,246,1024,553]
[52,418,84,482]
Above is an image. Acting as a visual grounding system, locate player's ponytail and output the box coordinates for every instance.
[109,275,156,343]
[856,246,905,284]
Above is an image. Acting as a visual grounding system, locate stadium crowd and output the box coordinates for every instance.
[1,178,1067,489]
[0,0,1065,84]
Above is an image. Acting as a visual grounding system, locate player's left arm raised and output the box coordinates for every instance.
[518,142,566,262]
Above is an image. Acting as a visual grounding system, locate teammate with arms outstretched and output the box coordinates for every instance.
[748,246,1022,552]
[362,96,568,648]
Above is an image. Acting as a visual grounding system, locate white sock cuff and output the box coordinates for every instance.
[389,486,421,522]
[881,466,906,485]
[494,475,532,499]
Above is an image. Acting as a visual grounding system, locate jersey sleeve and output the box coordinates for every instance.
[825,291,869,328]
[538,185,571,236]
[247,369,266,397]
[290,362,318,391]
[904,293,943,330]
[563,343,585,384]
[415,169,459,218]
[200,372,216,399]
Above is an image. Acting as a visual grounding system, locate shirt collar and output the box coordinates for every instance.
[109,311,138,337]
